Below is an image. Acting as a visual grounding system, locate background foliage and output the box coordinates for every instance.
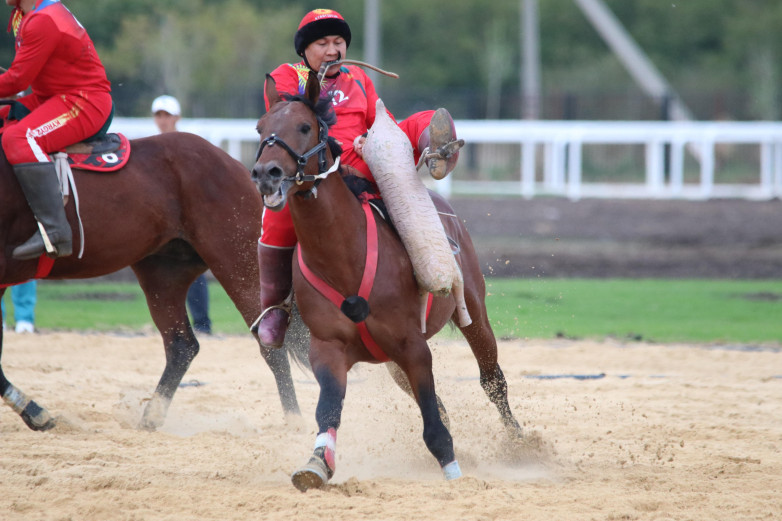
[1,0,780,120]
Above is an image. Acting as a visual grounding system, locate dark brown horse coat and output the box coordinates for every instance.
[0,131,306,431]
[253,75,522,490]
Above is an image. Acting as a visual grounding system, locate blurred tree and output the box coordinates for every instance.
[94,0,297,117]
[1,0,778,120]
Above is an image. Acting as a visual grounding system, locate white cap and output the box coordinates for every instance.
[151,95,181,116]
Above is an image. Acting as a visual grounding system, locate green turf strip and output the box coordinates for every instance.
[7,279,780,345]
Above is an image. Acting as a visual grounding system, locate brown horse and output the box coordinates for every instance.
[0,130,307,432]
[252,74,522,491]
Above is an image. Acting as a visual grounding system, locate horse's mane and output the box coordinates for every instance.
[282,93,343,160]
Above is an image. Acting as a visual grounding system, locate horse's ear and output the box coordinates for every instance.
[305,71,321,106]
[265,74,282,107]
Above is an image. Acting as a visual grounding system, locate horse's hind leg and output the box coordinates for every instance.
[132,255,202,431]
[454,229,523,438]
[0,296,56,431]
[386,362,450,430]
[460,312,523,438]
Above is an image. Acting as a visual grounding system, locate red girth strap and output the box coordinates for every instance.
[0,255,54,289]
[297,201,389,361]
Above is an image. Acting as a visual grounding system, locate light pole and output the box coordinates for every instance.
[364,0,382,87]
[521,0,541,120]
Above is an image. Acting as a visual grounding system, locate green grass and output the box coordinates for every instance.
[4,278,782,345]
[484,278,782,344]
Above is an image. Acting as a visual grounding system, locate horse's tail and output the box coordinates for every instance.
[285,303,312,372]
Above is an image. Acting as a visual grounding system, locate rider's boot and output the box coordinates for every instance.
[256,243,294,349]
[12,161,73,260]
[418,108,465,180]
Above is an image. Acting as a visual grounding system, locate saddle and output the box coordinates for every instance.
[1,100,131,264]
[58,132,131,172]
[1,99,130,172]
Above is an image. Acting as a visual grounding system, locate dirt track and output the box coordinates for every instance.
[449,197,782,278]
[3,198,782,519]
[1,332,780,520]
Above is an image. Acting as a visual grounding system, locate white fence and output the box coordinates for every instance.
[111,118,782,200]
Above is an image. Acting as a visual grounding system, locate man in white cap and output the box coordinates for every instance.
[151,94,181,133]
[151,94,212,335]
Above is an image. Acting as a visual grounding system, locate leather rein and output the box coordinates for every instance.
[256,113,340,198]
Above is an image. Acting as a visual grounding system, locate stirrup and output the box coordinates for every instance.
[250,291,293,341]
[417,139,465,177]
[12,224,73,260]
[258,291,293,323]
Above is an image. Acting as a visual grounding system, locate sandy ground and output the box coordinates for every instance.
[1,331,780,520]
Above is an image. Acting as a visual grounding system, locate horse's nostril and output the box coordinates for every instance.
[268,165,283,179]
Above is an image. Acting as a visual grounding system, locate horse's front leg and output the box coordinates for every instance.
[0,313,56,431]
[139,328,199,431]
[401,342,462,480]
[291,340,348,492]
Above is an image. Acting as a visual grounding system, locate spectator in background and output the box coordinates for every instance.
[2,280,37,334]
[151,95,212,335]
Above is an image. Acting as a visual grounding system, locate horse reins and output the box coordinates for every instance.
[256,114,340,197]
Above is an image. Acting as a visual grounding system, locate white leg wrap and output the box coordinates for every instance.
[314,429,337,452]
[442,460,462,480]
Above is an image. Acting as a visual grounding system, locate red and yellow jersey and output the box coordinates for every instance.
[0,0,111,100]
[266,62,395,178]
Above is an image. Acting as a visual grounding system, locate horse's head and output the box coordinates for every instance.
[252,73,342,210]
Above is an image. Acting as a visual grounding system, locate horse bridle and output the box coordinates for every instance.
[256,112,341,195]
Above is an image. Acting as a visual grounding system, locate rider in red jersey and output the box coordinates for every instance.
[1,0,112,260]
[256,8,462,350]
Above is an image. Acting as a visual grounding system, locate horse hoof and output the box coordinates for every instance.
[3,386,56,431]
[139,394,169,431]
[138,418,158,432]
[22,409,56,431]
[291,458,331,492]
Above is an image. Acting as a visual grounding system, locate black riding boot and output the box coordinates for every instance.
[256,244,294,349]
[12,162,73,260]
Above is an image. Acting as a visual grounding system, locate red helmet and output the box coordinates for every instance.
[294,9,352,56]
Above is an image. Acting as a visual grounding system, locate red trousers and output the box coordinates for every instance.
[1,91,113,165]
[260,110,435,247]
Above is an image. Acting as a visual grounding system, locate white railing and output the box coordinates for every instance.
[111,118,782,200]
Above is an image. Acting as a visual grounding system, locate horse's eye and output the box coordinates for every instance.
[298,123,312,134]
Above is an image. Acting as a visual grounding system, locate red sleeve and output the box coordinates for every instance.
[264,64,305,111]
[0,14,60,98]
[356,67,397,130]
